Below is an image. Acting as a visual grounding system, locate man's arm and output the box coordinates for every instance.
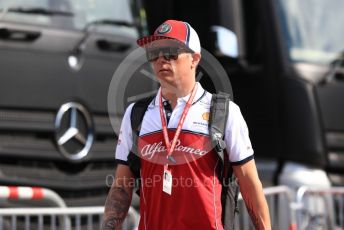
[102,164,135,230]
[233,159,271,230]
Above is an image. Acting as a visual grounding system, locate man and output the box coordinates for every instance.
[102,19,271,230]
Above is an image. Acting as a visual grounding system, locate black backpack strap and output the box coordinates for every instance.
[209,92,239,229]
[127,96,154,179]
[209,92,230,181]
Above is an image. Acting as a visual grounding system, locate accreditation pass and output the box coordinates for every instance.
[163,170,172,195]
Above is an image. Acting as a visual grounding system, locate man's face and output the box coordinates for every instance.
[146,40,200,92]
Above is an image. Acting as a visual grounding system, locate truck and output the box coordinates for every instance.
[0,0,152,209]
[142,0,344,188]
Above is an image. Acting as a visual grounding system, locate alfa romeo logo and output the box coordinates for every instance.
[157,23,172,34]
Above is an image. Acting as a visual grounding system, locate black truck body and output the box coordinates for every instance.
[0,0,149,207]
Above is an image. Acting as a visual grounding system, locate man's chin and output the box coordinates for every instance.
[158,75,174,83]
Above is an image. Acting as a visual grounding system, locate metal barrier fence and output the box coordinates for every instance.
[234,185,296,230]
[296,186,344,230]
[0,186,67,208]
[0,186,139,230]
[0,206,139,230]
[2,185,344,229]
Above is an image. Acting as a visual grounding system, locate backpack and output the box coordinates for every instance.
[127,92,239,230]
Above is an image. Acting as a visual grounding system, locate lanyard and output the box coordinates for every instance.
[159,84,198,170]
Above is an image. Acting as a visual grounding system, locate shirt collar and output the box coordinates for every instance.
[153,82,205,106]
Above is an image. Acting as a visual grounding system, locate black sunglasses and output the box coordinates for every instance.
[146,47,194,62]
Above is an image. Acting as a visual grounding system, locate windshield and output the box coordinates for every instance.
[277,0,344,65]
[0,0,140,33]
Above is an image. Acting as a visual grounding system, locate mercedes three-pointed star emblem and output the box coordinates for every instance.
[55,102,94,161]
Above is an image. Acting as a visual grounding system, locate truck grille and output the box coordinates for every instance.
[0,108,117,206]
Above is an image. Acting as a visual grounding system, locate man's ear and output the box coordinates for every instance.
[191,53,201,68]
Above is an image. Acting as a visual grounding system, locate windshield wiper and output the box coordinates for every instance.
[86,19,135,28]
[2,7,74,16]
